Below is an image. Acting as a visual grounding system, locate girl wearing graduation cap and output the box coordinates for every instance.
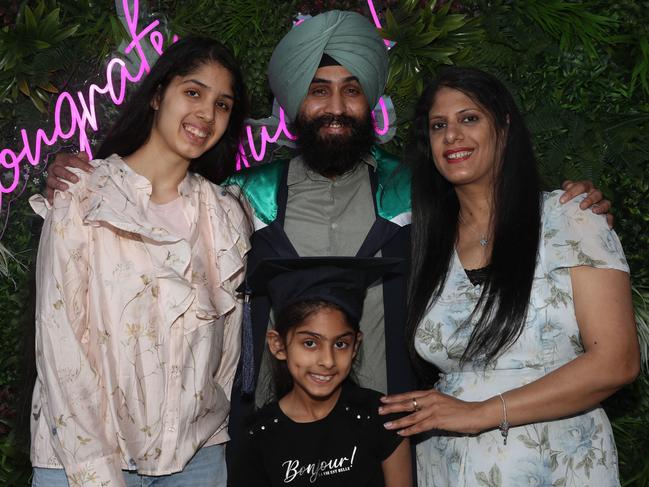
[232,257,412,487]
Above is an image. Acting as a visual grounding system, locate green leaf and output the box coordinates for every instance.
[50,25,80,44]
[36,81,58,94]
[41,7,61,28]
[17,79,29,97]
[32,40,51,49]
[29,93,46,113]
[23,5,37,32]
[34,1,46,19]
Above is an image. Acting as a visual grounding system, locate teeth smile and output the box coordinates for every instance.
[447,150,473,159]
[184,124,208,138]
[311,373,333,382]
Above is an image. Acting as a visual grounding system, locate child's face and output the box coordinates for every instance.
[149,61,234,164]
[269,307,361,404]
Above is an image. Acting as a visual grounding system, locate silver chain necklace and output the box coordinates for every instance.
[460,216,491,247]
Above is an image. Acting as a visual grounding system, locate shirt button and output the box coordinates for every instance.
[331,223,337,230]
[167,425,176,432]
[129,458,137,467]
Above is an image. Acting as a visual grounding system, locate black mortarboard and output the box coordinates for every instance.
[245,257,404,323]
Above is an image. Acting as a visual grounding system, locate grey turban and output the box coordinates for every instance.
[268,10,389,121]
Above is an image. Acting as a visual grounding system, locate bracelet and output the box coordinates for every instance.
[497,393,510,446]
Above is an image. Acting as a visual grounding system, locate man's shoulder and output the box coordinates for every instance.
[223,159,291,227]
[371,146,412,223]
[224,158,290,188]
[371,145,401,167]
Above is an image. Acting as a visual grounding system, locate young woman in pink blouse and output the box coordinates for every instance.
[30,37,251,487]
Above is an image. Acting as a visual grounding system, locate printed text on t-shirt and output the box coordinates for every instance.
[282,446,358,483]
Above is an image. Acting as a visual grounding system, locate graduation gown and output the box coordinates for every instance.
[225,146,416,452]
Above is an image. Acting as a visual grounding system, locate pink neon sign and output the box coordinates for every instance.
[366,0,391,47]
[234,97,391,170]
[0,0,391,211]
[0,0,172,210]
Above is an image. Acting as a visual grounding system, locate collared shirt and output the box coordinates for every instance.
[29,155,251,486]
[283,154,377,257]
[255,155,387,403]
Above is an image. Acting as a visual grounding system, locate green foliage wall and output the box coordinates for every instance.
[1,1,648,485]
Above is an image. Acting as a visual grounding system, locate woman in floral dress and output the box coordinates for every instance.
[378,67,639,486]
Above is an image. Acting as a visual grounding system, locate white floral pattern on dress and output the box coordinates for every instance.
[415,191,628,487]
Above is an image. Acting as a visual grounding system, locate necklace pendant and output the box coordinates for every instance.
[479,236,488,247]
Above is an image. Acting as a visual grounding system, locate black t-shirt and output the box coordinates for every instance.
[231,384,404,486]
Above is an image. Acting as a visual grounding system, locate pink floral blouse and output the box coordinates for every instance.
[29,155,251,486]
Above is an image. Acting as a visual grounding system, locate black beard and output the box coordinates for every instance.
[293,111,375,177]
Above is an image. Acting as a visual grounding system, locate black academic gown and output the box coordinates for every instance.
[225,152,417,475]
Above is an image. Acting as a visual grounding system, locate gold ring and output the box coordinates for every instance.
[412,398,421,412]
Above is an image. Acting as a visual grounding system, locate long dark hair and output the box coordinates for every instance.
[271,300,359,400]
[96,36,248,183]
[407,67,541,372]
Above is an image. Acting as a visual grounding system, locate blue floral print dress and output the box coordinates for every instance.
[415,191,628,487]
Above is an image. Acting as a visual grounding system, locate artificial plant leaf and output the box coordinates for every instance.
[51,25,80,44]
[23,6,38,32]
[17,79,30,97]
[36,82,58,94]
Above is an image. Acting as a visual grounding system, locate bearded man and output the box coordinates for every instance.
[227,12,416,419]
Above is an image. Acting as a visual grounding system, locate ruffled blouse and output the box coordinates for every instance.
[29,154,251,485]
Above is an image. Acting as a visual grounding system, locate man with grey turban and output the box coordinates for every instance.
[267,9,388,124]
[226,10,418,449]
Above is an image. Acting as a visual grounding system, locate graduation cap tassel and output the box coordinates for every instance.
[241,292,255,395]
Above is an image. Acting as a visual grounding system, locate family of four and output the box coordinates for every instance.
[31,9,638,487]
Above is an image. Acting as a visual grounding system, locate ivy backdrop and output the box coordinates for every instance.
[1,0,648,485]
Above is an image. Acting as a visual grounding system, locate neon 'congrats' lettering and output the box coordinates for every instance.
[0,0,173,208]
[0,0,390,208]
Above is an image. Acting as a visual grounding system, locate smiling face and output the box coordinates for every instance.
[293,65,375,177]
[149,61,235,164]
[428,87,502,189]
[268,306,361,407]
[298,65,370,138]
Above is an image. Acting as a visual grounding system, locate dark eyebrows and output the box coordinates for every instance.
[309,76,360,85]
[295,331,322,339]
[334,331,355,340]
[181,79,234,100]
[295,330,355,340]
[181,78,208,88]
[429,107,481,119]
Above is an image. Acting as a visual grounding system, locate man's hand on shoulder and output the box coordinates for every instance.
[560,180,614,228]
[46,151,94,204]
